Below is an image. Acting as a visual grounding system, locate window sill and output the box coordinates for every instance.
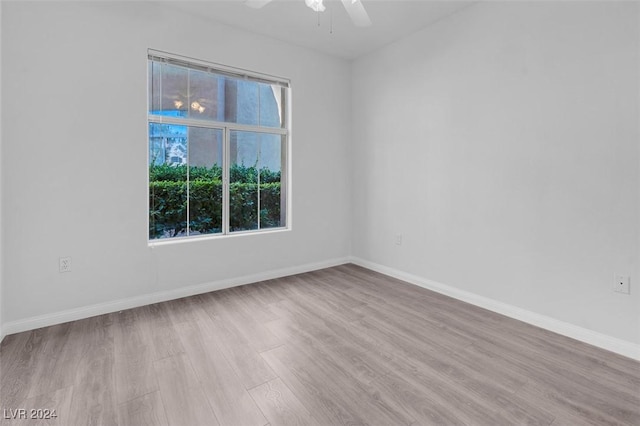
[147,227,291,248]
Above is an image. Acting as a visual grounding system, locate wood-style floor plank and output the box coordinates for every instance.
[197,292,278,390]
[210,288,282,352]
[175,319,267,426]
[266,306,381,385]
[117,391,168,426]
[9,386,73,426]
[67,341,118,426]
[248,377,318,426]
[1,329,48,409]
[371,371,468,425]
[228,285,281,324]
[0,332,31,376]
[1,264,638,426]
[139,303,185,361]
[260,344,367,426]
[348,317,552,425]
[263,343,416,425]
[113,308,158,405]
[24,323,75,399]
[153,353,219,426]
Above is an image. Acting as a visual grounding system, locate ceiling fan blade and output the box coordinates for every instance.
[340,0,372,27]
[245,0,273,9]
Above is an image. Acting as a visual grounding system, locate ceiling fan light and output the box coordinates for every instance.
[305,0,325,12]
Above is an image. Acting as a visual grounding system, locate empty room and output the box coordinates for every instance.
[1,0,639,425]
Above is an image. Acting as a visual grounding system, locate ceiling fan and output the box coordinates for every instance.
[245,0,372,27]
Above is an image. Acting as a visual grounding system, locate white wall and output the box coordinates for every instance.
[1,1,351,326]
[352,1,640,344]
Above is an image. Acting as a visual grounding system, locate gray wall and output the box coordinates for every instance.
[1,1,352,325]
[352,1,640,344]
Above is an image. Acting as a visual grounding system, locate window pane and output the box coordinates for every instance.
[188,127,223,236]
[188,69,219,121]
[149,123,187,239]
[223,80,284,128]
[259,83,285,128]
[223,77,259,126]
[150,60,287,129]
[259,133,285,229]
[230,131,259,232]
[229,131,285,232]
[149,61,162,113]
[151,63,188,118]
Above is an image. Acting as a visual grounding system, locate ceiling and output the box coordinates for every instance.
[167,0,476,60]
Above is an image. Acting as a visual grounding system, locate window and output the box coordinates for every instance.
[148,51,290,241]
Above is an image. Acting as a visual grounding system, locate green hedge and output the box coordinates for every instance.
[149,164,281,184]
[149,165,282,239]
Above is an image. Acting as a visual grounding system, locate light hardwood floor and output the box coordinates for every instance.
[1,264,639,425]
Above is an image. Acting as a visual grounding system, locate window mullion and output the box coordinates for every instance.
[147,114,287,136]
[281,135,287,227]
[186,130,190,237]
[257,133,261,230]
[223,127,230,235]
[257,90,261,231]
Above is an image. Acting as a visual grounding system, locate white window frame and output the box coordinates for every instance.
[147,50,292,243]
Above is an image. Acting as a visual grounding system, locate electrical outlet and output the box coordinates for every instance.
[59,257,72,273]
[613,275,630,294]
[395,235,402,246]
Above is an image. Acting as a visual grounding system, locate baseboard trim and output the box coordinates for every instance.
[349,256,640,361]
[5,255,638,360]
[2,256,350,338]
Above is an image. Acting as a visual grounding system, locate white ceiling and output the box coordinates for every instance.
[167,0,476,59]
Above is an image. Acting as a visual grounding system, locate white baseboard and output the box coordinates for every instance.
[349,256,640,361]
[4,255,639,361]
[1,257,350,339]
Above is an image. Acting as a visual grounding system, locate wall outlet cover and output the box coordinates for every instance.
[613,275,630,294]
[59,257,72,273]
